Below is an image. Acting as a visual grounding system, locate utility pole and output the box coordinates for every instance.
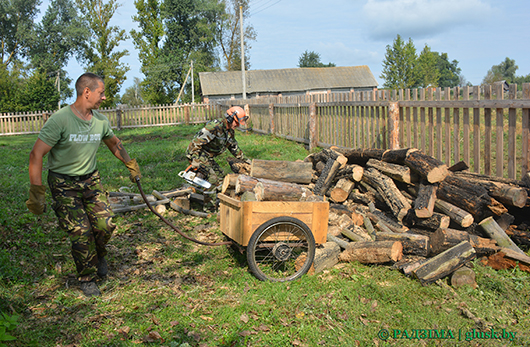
[191,60,194,104]
[240,6,246,99]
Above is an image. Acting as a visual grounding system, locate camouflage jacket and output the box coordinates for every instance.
[186,118,246,162]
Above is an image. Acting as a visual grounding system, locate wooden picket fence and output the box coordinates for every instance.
[2,82,530,180]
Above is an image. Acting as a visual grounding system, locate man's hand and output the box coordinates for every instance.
[126,159,141,183]
[26,184,46,215]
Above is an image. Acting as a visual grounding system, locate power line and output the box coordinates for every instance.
[250,0,282,16]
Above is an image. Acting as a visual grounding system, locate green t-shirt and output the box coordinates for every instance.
[38,106,115,176]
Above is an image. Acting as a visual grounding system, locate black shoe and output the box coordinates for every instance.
[80,281,101,297]
[97,257,108,277]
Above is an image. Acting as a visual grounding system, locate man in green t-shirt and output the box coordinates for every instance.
[26,73,142,297]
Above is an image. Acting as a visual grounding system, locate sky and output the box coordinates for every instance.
[37,0,530,102]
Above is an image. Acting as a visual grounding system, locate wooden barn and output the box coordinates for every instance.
[199,66,378,102]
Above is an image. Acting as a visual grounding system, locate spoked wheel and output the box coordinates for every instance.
[246,216,316,282]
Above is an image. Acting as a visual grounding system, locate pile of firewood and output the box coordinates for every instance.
[224,148,530,287]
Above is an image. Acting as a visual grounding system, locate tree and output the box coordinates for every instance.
[436,52,461,88]
[298,50,335,68]
[130,0,167,104]
[416,45,439,88]
[119,77,144,106]
[75,0,130,107]
[30,0,89,103]
[218,0,256,71]
[380,35,417,89]
[161,0,222,103]
[0,0,40,67]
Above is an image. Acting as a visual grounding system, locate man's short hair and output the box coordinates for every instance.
[75,73,104,96]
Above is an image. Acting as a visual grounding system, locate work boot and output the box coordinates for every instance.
[97,257,108,278]
[80,280,101,297]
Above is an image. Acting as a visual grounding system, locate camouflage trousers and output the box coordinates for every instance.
[48,170,116,282]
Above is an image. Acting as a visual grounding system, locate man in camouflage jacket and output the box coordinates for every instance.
[186,106,250,187]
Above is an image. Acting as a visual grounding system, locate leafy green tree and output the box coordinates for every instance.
[16,70,61,111]
[0,0,40,67]
[30,0,89,103]
[484,57,518,85]
[416,45,439,88]
[130,0,167,104]
[298,50,335,68]
[75,0,130,107]
[120,77,144,106]
[435,52,461,88]
[161,0,222,103]
[218,0,256,71]
[380,35,417,89]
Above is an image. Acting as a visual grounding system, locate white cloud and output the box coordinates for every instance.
[362,0,494,41]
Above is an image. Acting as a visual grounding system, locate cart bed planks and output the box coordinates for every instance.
[218,193,329,247]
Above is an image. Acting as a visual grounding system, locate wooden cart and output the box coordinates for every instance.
[218,193,329,282]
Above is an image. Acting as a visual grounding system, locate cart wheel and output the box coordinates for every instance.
[246,216,316,282]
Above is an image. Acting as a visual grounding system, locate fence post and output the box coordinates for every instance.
[309,102,318,151]
[185,105,190,125]
[268,103,274,134]
[388,101,400,149]
[116,108,122,131]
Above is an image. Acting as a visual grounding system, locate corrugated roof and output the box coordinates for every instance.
[199,66,378,96]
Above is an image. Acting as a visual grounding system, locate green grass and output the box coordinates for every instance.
[1,124,529,346]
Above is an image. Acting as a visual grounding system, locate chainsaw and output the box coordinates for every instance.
[178,165,212,190]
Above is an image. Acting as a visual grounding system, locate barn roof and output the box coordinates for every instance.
[199,66,378,96]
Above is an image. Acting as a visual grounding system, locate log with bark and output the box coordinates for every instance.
[413,182,437,218]
[250,178,314,202]
[362,167,411,221]
[221,173,239,195]
[452,172,528,208]
[313,153,348,196]
[381,148,419,165]
[152,190,208,217]
[329,178,355,203]
[478,216,526,255]
[333,147,386,165]
[437,175,507,219]
[335,164,364,182]
[505,225,530,247]
[339,241,403,264]
[375,232,430,257]
[412,241,476,286]
[366,158,418,184]
[430,228,499,256]
[403,211,450,231]
[250,159,313,184]
[404,150,449,183]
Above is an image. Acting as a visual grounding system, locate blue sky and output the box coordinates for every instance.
[38,0,530,101]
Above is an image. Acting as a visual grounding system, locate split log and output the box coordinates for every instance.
[221,174,239,194]
[367,210,409,233]
[329,178,355,203]
[413,241,476,286]
[111,198,170,213]
[366,158,418,184]
[438,175,507,218]
[499,247,530,267]
[172,196,190,210]
[394,256,428,276]
[381,148,419,165]
[250,159,313,184]
[413,182,437,218]
[362,167,411,221]
[152,190,208,218]
[452,172,527,208]
[478,216,525,255]
[404,150,449,183]
[339,241,403,264]
[375,232,430,257]
[161,187,195,198]
[253,179,314,202]
[313,154,348,195]
[430,228,499,256]
[227,157,250,175]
